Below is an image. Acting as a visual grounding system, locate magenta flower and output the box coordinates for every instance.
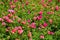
[48,31,51,35]
[39,24,45,28]
[49,19,53,24]
[41,0,44,3]
[9,1,13,5]
[50,31,54,35]
[2,22,6,26]
[40,35,44,39]
[48,31,54,35]
[6,29,9,32]
[18,26,22,30]
[39,11,43,15]
[42,4,47,7]
[14,0,18,2]
[7,14,12,17]
[27,19,31,23]
[22,21,26,24]
[48,0,52,2]
[10,5,16,8]
[28,31,32,38]
[30,22,36,28]
[55,6,59,11]
[11,29,16,34]
[43,22,48,27]
[6,27,10,32]
[3,16,9,20]
[33,16,37,20]
[6,19,13,23]
[29,38,32,40]
[17,19,21,23]
[0,18,2,21]
[8,9,15,13]
[14,27,19,30]
[28,10,30,14]
[47,12,51,14]
[3,16,13,23]
[18,29,23,34]
[37,15,42,20]
[26,1,29,5]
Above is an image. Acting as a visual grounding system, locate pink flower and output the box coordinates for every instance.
[48,31,51,35]
[0,18,2,21]
[43,22,48,27]
[47,12,51,14]
[22,4,24,8]
[48,31,54,35]
[7,27,10,30]
[22,21,26,24]
[48,0,52,2]
[33,16,37,20]
[14,0,18,2]
[29,38,32,40]
[17,19,21,23]
[15,27,19,30]
[40,35,44,39]
[28,31,32,38]
[2,22,6,26]
[10,5,16,8]
[26,1,29,5]
[50,31,54,35]
[3,16,13,23]
[37,15,42,20]
[8,9,15,13]
[39,24,45,28]
[6,19,13,23]
[30,22,36,28]
[0,18,4,22]
[39,11,43,15]
[18,26,22,30]
[9,1,13,5]
[28,10,30,14]
[17,26,23,34]
[18,29,23,34]
[42,4,47,7]
[8,14,12,17]
[6,29,9,32]
[6,27,10,32]
[55,6,59,11]
[11,29,16,34]
[14,16,18,19]
[3,16,9,20]
[41,0,44,3]
[27,19,31,23]
[49,19,53,24]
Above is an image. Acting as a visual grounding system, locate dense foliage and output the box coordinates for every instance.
[0,0,60,40]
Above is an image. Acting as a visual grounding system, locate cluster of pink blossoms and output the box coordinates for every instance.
[0,0,60,40]
[11,26,23,34]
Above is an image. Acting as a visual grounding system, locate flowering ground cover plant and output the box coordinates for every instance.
[0,0,60,40]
